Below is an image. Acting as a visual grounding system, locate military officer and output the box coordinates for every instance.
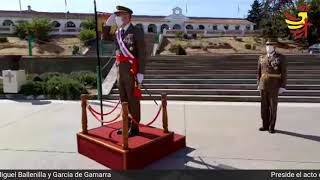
[257,39,287,134]
[105,6,146,137]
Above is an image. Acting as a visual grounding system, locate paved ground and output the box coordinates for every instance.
[0,99,319,169]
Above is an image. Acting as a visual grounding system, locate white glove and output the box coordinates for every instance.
[279,88,286,94]
[137,73,144,84]
[105,14,116,26]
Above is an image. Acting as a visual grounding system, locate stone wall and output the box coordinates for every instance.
[0,56,115,77]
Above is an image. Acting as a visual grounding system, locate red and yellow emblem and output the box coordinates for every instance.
[284,5,312,39]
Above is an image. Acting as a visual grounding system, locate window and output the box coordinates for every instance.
[65,21,76,28]
[2,20,14,26]
[160,24,169,33]
[235,25,240,30]
[198,25,205,30]
[51,21,61,28]
[224,25,229,30]
[186,24,193,30]
[212,25,218,30]
[173,24,182,30]
[148,24,157,33]
[246,25,251,31]
[135,24,144,30]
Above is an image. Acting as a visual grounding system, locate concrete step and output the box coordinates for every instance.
[145,69,320,74]
[143,79,320,85]
[147,62,320,66]
[146,66,320,70]
[111,89,320,96]
[145,74,320,79]
[136,84,320,90]
[106,94,320,103]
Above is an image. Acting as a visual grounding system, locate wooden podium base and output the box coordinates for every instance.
[77,121,186,170]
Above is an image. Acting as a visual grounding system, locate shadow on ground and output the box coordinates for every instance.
[277,130,320,143]
[146,147,238,170]
[10,99,52,105]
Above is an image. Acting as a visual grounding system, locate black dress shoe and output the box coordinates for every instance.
[128,129,140,137]
[269,129,276,134]
[259,127,268,131]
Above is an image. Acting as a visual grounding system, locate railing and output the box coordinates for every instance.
[80,93,169,150]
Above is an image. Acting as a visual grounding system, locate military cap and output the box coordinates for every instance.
[114,6,133,15]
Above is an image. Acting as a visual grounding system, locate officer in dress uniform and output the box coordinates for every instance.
[257,39,287,134]
[105,6,146,137]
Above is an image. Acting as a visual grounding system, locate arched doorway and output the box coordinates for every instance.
[2,20,14,26]
[160,24,169,33]
[148,24,157,33]
[65,21,76,28]
[198,25,205,30]
[186,24,193,30]
[135,23,144,31]
[51,21,61,28]
[173,24,182,30]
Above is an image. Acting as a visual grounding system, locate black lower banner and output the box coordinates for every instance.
[0,170,320,180]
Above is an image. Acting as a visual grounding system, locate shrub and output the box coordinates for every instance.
[175,31,184,40]
[39,72,62,82]
[0,37,8,43]
[244,44,252,49]
[70,71,97,87]
[80,18,96,30]
[46,76,87,100]
[79,29,96,42]
[20,81,46,96]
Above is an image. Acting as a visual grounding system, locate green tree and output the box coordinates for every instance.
[308,0,320,44]
[80,18,96,30]
[79,29,96,42]
[15,18,51,41]
[247,0,263,28]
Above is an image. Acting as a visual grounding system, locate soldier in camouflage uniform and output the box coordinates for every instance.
[257,40,287,134]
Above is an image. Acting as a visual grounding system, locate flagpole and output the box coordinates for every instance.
[19,0,22,16]
[94,0,104,126]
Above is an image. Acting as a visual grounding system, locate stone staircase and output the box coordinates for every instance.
[107,55,320,102]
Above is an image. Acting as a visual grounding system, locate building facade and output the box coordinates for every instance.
[0,6,255,36]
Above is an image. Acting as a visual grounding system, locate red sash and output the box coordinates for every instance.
[116,55,138,76]
[116,55,142,99]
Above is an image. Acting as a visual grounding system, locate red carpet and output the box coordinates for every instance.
[77,121,186,170]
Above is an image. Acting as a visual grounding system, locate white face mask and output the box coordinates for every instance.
[115,16,124,27]
[266,45,275,55]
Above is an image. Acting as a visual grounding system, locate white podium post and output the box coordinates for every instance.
[2,70,27,93]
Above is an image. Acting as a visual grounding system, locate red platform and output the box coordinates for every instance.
[77,121,186,170]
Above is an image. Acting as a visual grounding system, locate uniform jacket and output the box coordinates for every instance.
[257,52,287,90]
[115,24,146,74]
